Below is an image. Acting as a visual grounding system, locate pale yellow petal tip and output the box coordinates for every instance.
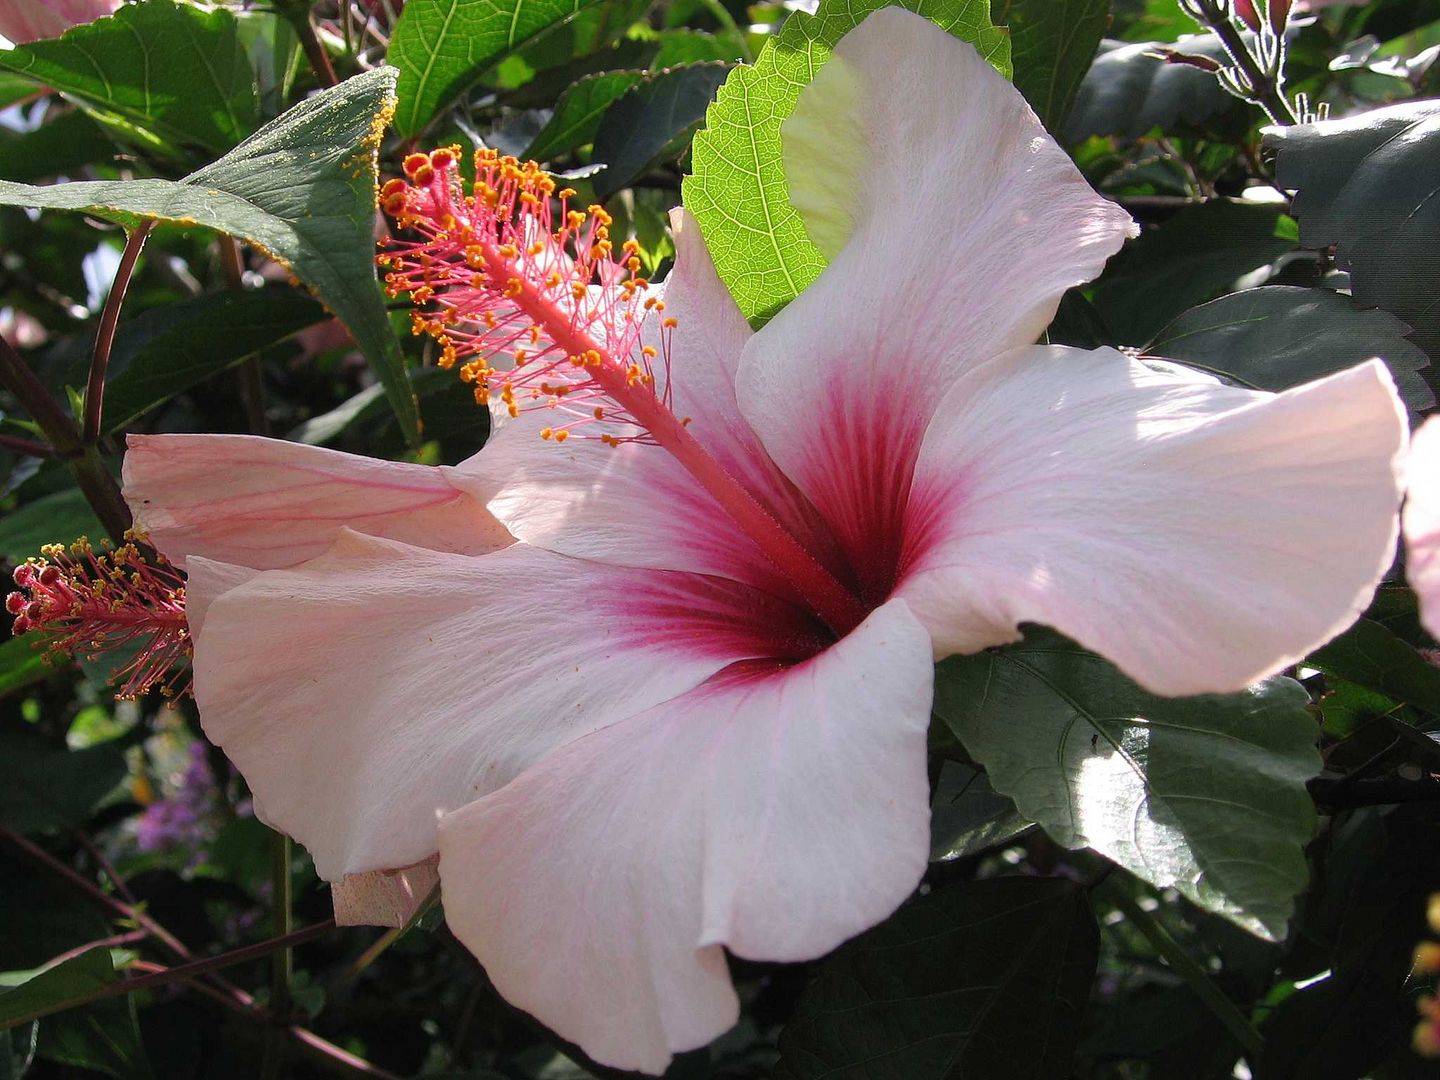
[781,50,864,260]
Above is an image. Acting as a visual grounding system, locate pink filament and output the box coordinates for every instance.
[8,538,191,700]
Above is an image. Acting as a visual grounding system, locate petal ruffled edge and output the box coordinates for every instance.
[437,597,933,1074]
[125,434,510,570]
[898,347,1406,695]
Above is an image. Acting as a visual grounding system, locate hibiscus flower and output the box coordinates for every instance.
[119,9,1406,1072]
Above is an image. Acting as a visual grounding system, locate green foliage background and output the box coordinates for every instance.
[1,0,1440,1077]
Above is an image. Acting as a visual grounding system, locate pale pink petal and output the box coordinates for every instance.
[332,856,439,928]
[449,210,843,597]
[186,532,825,880]
[438,598,933,1074]
[0,0,119,43]
[741,8,1134,597]
[1404,417,1440,640]
[124,434,511,570]
[897,347,1406,695]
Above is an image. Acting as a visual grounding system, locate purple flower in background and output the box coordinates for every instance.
[135,741,216,853]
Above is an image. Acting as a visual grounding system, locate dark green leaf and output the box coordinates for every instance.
[591,63,731,197]
[0,949,149,1080]
[0,730,128,835]
[524,70,646,161]
[87,286,326,431]
[685,0,1009,325]
[775,878,1098,1080]
[0,0,259,159]
[935,628,1321,939]
[929,761,1031,862]
[0,488,104,563]
[1064,35,1236,142]
[994,0,1111,131]
[1309,618,1440,716]
[0,636,50,699]
[0,68,419,446]
[388,0,601,137]
[1266,100,1440,361]
[1260,807,1440,1080]
[1145,285,1434,414]
[0,73,37,111]
[1090,200,1297,344]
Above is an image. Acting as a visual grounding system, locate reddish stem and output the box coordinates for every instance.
[85,220,154,444]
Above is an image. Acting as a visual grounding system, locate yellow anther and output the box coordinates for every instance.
[593,406,605,420]
[641,345,657,358]
[503,278,523,299]
[663,317,678,329]
[529,242,546,256]
[540,427,554,440]
[554,429,569,442]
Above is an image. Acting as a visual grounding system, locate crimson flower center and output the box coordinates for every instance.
[379,149,868,637]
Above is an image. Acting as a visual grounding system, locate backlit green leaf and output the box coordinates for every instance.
[388,0,601,137]
[684,0,1009,325]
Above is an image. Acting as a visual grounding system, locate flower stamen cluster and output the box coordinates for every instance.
[378,147,677,445]
[7,534,191,700]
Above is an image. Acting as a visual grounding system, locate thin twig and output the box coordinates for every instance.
[219,236,271,435]
[0,922,335,1030]
[285,1,340,87]
[1187,0,1298,124]
[0,431,53,458]
[0,335,132,540]
[129,962,403,1080]
[260,833,295,1080]
[0,825,193,961]
[84,220,154,444]
[70,826,139,905]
